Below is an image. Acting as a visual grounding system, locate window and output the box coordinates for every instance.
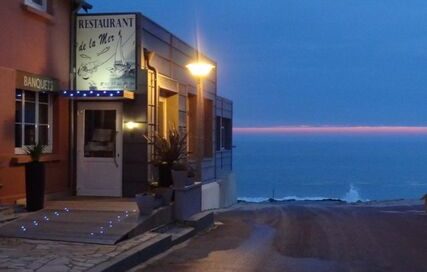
[216,116,221,151]
[15,90,53,154]
[24,0,47,12]
[204,99,213,158]
[222,118,232,150]
[84,110,116,158]
[216,117,232,151]
[187,95,197,157]
[158,97,167,138]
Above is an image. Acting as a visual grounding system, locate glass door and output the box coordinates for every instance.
[76,102,123,196]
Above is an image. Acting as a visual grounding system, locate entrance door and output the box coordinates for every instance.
[76,102,123,196]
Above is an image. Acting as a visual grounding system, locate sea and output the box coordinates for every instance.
[234,133,427,202]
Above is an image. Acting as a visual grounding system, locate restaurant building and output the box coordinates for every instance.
[0,1,234,208]
[0,0,76,204]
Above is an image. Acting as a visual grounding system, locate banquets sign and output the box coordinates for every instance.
[16,71,58,92]
[75,14,136,91]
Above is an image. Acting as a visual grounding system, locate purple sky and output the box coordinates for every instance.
[89,0,427,128]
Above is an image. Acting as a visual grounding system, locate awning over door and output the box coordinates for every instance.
[60,90,134,100]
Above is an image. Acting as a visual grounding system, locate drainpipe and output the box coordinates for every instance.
[144,48,158,133]
[143,48,158,183]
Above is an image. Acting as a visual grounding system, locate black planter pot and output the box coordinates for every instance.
[158,163,173,187]
[25,162,45,211]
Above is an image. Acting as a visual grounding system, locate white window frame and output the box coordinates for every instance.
[15,90,53,155]
[24,0,47,12]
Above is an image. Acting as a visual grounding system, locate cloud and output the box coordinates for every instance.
[234,126,427,135]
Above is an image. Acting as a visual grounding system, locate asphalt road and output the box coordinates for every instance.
[134,202,427,272]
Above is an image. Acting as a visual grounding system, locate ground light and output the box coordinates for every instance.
[18,207,138,238]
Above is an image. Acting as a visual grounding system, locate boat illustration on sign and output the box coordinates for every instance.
[77,30,135,90]
[77,61,98,80]
[108,31,133,79]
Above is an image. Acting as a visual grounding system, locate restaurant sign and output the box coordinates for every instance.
[16,71,58,92]
[75,14,136,91]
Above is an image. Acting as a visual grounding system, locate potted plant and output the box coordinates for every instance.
[145,127,188,205]
[23,143,46,211]
[145,127,187,187]
[153,187,173,205]
[187,164,196,185]
[171,162,188,188]
[135,192,156,215]
[171,162,196,188]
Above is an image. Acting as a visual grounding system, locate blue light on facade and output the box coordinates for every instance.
[61,90,125,98]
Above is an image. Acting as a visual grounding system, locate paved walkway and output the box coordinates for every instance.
[0,231,159,271]
[0,208,141,245]
[0,198,203,271]
[138,202,427,272]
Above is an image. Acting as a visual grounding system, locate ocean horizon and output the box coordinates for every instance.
[234,133,427,202]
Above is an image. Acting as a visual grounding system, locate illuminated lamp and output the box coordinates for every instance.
[186,62,215,77]
[125,121,139,130]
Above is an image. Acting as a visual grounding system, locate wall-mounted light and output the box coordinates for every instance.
[186,62,215,78]
[125,121,139,130]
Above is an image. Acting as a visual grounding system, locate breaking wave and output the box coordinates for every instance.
[238,184,367,203]
[342,184,364,203]
[238,196,338,203]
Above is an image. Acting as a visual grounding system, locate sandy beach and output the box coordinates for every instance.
[136,200,427,272]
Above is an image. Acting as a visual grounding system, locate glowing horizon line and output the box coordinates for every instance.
[233,126,427,135]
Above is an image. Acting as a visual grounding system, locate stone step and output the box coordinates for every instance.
[86,212,214,272]
[0,205,19,225]
[89,225,198,272]
[0,205,14,217]
[184,211,214,231]
[153,224,196,246]
[0,214,19,225]
[87,233,172,272]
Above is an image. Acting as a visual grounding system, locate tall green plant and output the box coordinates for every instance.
[23,143,46,162]
[145,127,187,166]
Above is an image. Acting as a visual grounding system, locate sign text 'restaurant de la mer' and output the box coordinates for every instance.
[75,14,136,91]
[78,16,134,29]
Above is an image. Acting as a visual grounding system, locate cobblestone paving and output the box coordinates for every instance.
[0,232,159,271]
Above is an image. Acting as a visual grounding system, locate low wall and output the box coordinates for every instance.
[201,182,220,210]
[201,173,237,211]
[219,173,237,208]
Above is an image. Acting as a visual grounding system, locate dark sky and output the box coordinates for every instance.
[89,0,427,127]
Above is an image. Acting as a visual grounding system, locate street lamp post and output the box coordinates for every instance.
[186,62,215,181]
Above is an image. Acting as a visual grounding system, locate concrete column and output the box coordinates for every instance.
[195,79,205,181]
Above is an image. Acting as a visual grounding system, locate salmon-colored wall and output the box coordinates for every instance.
[0,0,72,204]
